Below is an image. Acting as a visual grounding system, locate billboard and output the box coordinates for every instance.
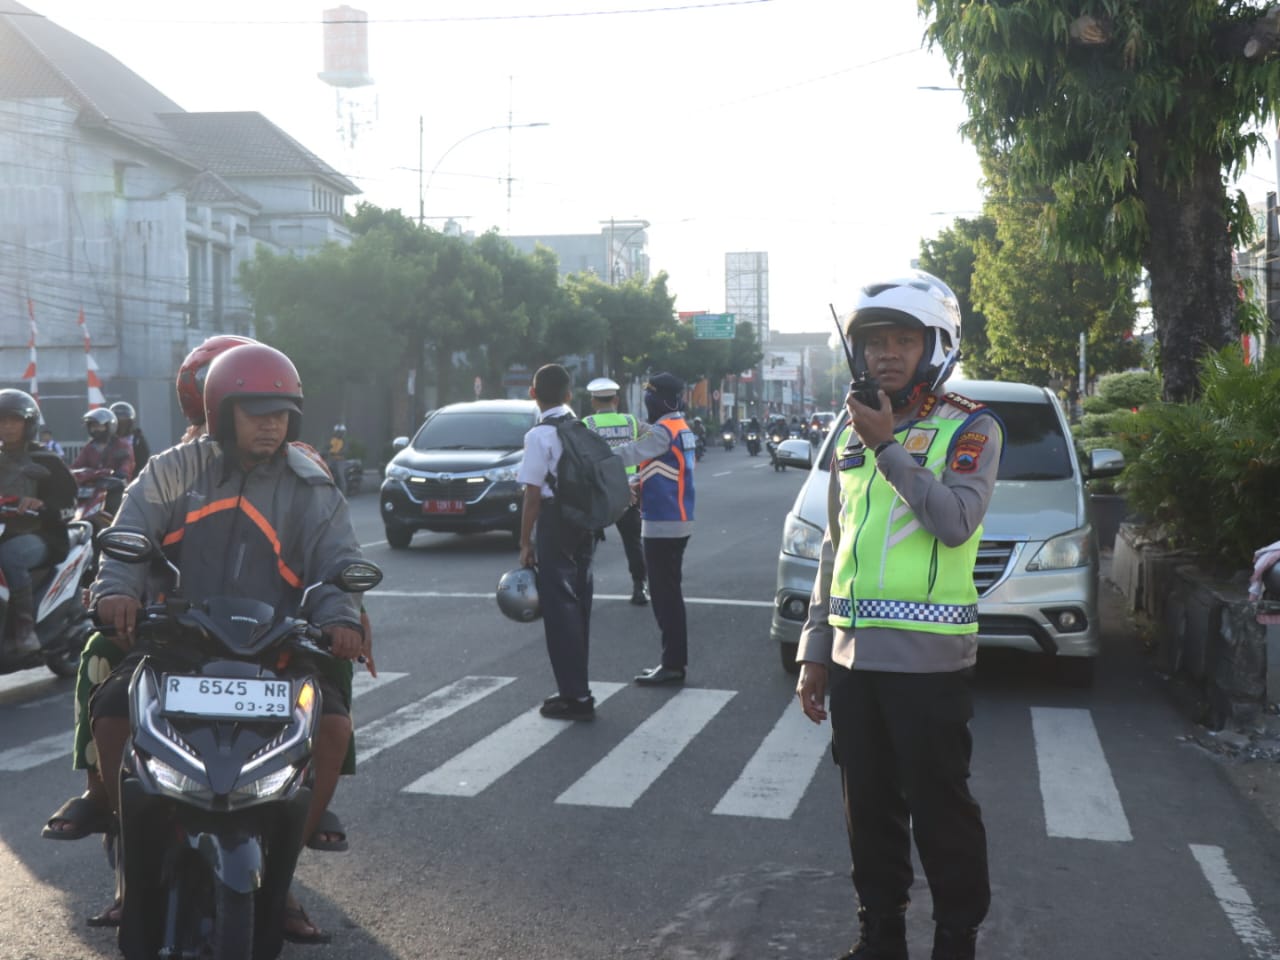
[319,6,373,88]
[762,350,801,381]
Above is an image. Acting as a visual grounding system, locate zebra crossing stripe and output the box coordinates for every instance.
[402,682,628,797]
[713,700,830,819]
[0,668,54,697]
[1190,844,1280,959]
[359,675,514,764]
[0,732,68,772]
[1031,706,1132,842]
[556,688,736,809]
[351,670,408,700]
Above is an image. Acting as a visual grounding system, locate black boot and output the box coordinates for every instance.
[629,580,649,606]
[836,908,908,960]
[931,925,977,960]
[9,586,39,656]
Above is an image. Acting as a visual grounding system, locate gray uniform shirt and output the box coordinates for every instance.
[796,393,1002,673]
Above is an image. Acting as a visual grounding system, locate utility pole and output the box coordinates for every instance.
[418,115,424,228]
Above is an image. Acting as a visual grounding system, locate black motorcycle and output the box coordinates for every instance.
[95,527,381,960]
[766,424,790,471]
[744,430,761,457]
[721,429,735,452]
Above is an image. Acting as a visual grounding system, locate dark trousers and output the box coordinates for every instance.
[534,502,596,700]
[828,665,990,930]
[614,504,646,584]
[642,535,689,669]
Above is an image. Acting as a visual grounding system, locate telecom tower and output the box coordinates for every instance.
[318,6,376,161]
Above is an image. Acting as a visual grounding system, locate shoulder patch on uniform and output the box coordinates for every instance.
[943,392,987,415]
[948,433,988,474]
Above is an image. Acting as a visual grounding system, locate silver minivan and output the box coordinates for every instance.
[770,379,1124,687]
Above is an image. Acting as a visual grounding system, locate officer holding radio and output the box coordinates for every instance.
[795,273,1003,960]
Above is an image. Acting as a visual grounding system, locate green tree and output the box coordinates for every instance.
[970,156,1143,392]
[564,272,678,388]
[921,1,1280,401]
[918,215,998,379]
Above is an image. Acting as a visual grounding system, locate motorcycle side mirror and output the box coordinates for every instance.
[298,559,384,611]
[96,526,157,563]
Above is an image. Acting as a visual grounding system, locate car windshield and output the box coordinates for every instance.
[412,410,534,452]
[816,397,1073,481]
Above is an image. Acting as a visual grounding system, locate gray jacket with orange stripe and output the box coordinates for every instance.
[91,436,363,631]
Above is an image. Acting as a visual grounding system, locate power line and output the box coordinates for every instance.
[4,0,771,26]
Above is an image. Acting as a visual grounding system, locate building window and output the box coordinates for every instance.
[113,162,126,197]
[212,248,228,331]
[187,241,202,327]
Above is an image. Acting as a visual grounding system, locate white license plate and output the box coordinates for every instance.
[162,675,293,719]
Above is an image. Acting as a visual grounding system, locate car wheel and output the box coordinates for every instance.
[1058,656,1096,688]
[385,525,413,550]
[779,641,800,675]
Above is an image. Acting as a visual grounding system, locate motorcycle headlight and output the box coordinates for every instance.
[231,765,299,803]
[145,756,209,798]
[1026,527,1092,571]
[385,463,411,480]
[484,466,519,483]
[782,513,824,561]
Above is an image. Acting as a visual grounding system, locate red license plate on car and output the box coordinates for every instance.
[424,499,466,515]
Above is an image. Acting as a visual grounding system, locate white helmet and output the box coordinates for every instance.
[846,271,961,403]
[496,567,541,623]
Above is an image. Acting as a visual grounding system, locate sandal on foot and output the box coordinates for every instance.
[86,898,122,928]
[282,903,332,944]
[305,809,348,852]
[43,793,113,841]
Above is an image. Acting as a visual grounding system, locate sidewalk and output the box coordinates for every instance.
[1101,553,1280,835]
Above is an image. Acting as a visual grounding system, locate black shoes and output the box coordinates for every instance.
[634,665,686,686]
[835,908,908,960]
[539,695,595,721]
[931,925,978,960]
[629,580,649,605]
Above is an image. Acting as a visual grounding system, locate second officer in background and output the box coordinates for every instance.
[582,377,648,606]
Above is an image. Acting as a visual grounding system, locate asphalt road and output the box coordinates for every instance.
[2,445,1279,959]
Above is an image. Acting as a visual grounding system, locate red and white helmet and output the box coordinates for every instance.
[176,335,258,425]
[203,343,304,445]
[845,271,962,401]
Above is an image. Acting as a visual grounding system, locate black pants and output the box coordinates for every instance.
[534,501,596,701]
[614,504,646,584]
[828,665,990,930]
[642,536,689,669]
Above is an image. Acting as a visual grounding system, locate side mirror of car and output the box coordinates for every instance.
[392,437,410,451]
[1087,448,1125,479]
[777,439,813,469]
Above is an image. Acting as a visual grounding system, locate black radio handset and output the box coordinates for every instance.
[830,303,880,408]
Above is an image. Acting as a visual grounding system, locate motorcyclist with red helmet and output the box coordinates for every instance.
[72,408,135,481]
[87,343,367,944]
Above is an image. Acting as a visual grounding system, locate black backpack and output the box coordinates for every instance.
[542,415,632,531]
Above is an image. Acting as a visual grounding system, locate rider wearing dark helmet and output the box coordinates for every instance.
[108,401,151,473]
[0,389,76,657]
[72,408,135,481]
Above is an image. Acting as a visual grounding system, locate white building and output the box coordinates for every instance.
[0,1,359,442]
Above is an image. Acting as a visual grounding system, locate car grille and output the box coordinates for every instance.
[973,540,1015,596]
[407,477,486,501]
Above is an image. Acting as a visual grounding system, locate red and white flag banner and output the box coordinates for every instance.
[22,299,38,400]
[78,308,106,409]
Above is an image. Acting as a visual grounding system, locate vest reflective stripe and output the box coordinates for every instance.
[584,411,639,475]
[639,416,695,522]
[828,415,981,635]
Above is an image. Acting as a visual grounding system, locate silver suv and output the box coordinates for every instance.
[770,380,1123,687]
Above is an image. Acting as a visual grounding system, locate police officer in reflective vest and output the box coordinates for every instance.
[582,378,648,605]
[795,273,1003,960]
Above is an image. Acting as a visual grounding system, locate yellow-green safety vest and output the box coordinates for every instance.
[828,410,986,635]
[583,410,639,475]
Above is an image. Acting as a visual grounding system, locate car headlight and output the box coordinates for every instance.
[782,513,823,560]
[1026,527,1092,571]
[484,466,519,483]
[385,463,411,480]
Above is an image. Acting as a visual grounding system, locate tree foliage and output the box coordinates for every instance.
[917,216,998,379]
[921,1,1280,401]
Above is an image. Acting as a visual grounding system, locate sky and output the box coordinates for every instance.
[37,0,1280,334]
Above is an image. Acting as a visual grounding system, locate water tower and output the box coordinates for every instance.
[318,5,376,150]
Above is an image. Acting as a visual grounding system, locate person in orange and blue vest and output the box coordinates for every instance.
[611,372,697,685]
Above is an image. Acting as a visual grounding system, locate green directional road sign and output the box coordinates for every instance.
[693,313,736,340]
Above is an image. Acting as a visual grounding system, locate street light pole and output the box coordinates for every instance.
[422,121,549,221]
[606,218,650,285]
